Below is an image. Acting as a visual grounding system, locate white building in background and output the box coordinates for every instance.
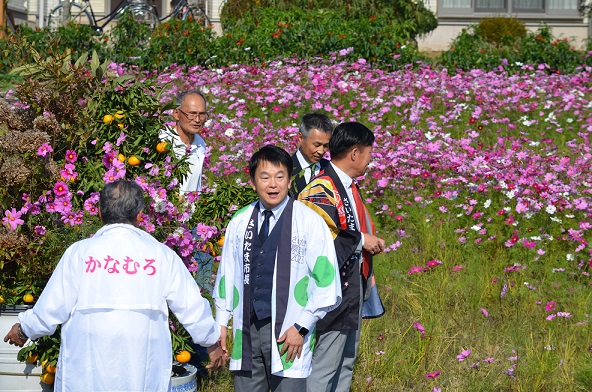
[418,0,590,50]
[7,0,589,51]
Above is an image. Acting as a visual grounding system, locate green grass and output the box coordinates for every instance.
[197,219,591,391]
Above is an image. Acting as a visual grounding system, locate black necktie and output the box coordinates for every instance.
[259,210,273,244]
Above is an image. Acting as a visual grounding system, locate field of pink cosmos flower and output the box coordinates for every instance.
[160,58,590,391]
[3,56,591,390]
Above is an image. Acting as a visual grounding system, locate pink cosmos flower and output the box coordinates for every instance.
[195,223,215,241]
[53,182,69,197]
[408,266,422,275]
[426,259,443,268]
[116,132,127,146]
[457,349,471,361]
[480,308,489,316]
[545,301,556,312]
[413,322,425,338]
[452,265,465,272]
[65,150,78,163]
[3,208,24,231]
[425,371,440,379]
[37,143,53,157]
[60,163,79,182]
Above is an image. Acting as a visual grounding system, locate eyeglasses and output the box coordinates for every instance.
[177,108,208,121]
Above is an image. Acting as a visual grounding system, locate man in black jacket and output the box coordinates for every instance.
[290,113,333,197]
[299,122,385,392]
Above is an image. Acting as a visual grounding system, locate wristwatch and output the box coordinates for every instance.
[294,323,309,337]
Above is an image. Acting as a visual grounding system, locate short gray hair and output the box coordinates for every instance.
[99,180,145,225]
[176,89,207,108]
[299,112,334,139]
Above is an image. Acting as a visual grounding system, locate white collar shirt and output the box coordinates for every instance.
[160,126,206,193]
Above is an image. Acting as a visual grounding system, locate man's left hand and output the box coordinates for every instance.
[277,326,304,363]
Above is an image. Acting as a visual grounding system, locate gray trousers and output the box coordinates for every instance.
[307,280,363,392]
[306,328,361,392]
[233,317,306,392]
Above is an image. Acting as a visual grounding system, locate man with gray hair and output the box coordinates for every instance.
[290,112,334,197]
[4,180,224,391]
[160,89,209,193]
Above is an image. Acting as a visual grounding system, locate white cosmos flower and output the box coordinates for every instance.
[484,199,491,208]
[546,205,557,214]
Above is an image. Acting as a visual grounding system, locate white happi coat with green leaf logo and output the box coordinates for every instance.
[214,199,342,378]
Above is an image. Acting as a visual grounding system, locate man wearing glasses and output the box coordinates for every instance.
[160,89,209,193]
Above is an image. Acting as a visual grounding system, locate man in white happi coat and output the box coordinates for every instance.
[160,89,208,193]
[214,145,342,391]
[4,180,224,392]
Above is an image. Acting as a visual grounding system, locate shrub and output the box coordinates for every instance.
[439,23,585,73]
[142,18,216,70]
[220,0,438,40]
[478,16,527,46]
[106,10,158,65]
[217,8,428,69]
[438,26,506,71]
[519,24,584,73]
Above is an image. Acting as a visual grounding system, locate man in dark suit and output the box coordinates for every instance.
[298,122,385,392]
[290,113,334,197]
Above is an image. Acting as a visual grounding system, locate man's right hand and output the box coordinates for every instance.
[205,340,224,370]
[4,323,27,347]
[363,233,386,255]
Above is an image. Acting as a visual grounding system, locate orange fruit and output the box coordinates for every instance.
[217,236,225,247]
[26,353,38,363]
[23,294,34,303]
[45,363,57,374]
[117,154,125,162]
[175,350,191,363]
[117,123,124,130]
[40,373,55,384]
[128,156,141,166]
[103,114,114,125]
[0,295,4,304]
[156,141,170,154]
[114,110,125,119]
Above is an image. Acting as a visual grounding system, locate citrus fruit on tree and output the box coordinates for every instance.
[217,236,225,247]
[103,114,114,125]
[118,154,126,162]
[26,353,38,363]
[40,373,55,384]
[156,141,170,153]
[128,156,141,166]
[117,123,125,130]
[0,295,4,304]
[23,294,34,303]
[114,110,125,119]
[45,363,57,374]
[175,350,191,363]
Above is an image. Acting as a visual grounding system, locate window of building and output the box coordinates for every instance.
[439,0,580,17]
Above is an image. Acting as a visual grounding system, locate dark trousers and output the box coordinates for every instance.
[233,316,306,392]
